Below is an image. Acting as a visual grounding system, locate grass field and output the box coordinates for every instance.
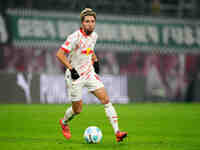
[0,103,200,150]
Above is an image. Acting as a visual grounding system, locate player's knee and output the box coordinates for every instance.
[102,98,110,105]
[73,108,82,114]
[72,100,82,115]
[74,111,81,115]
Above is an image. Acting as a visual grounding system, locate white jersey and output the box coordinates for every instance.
[61,28,98,76]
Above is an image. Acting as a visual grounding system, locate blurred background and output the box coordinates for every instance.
[0,0,200,104]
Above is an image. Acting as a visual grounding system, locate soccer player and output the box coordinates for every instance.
[56,8,127,142]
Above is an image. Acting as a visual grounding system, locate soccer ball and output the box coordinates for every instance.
[83,126,103,144]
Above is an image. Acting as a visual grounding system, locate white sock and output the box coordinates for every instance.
[104,102,119,134]
[63,106,75,124]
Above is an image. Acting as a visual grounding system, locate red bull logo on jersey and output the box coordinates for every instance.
[82,48,94,56]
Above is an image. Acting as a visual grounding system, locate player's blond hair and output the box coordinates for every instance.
[80,8,96,22]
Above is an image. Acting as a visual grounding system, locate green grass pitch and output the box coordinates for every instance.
[0,103,200,150]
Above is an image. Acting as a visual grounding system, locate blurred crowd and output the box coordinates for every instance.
[0,0,200,18]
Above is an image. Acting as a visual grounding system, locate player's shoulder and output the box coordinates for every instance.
[69,30,79,37]
[91,31,98,40]
[68,30,80,40]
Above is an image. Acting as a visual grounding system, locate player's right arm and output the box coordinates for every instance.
[56,48,72,70]
[56,48,80,79]
[56,32,80,79]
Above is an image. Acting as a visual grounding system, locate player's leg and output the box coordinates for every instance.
[87,74,127,142]
[60,100,82,140]
[91,87,119,132]
[92,87,127,142]
[63,100,82,123]
[60,70,83,140]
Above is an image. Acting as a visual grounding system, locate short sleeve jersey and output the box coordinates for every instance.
[60,28,98,76]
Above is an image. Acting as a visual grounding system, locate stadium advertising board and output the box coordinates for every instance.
[7,10,200,52]
[40,74,129,104]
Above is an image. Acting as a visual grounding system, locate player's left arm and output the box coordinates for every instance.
[92,52,100,74]
[92,52,98,62]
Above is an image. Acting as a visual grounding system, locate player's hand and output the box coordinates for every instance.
[93,61,100,74]
[70,68,80,80]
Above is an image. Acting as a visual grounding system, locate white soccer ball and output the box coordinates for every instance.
[83,126,103,144]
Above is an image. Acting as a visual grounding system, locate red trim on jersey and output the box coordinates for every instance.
[61,47,70,53]
[94,74,101,81]
[80,28,88,37]
[80,63,88,70]
[80,68,92,76]
[86,74,91,80]
[65,41,70,46]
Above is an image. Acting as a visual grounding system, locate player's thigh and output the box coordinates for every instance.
[86,73,104,91]
[86,74,109,104]
[65,75,83,102]
[70,81,83,102]
[91,87,109,104]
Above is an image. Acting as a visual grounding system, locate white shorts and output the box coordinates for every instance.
[65,69,104,102]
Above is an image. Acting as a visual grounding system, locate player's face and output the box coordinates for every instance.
[82,16,96,35]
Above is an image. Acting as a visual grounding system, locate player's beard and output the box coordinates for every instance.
[84,28,94,35]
